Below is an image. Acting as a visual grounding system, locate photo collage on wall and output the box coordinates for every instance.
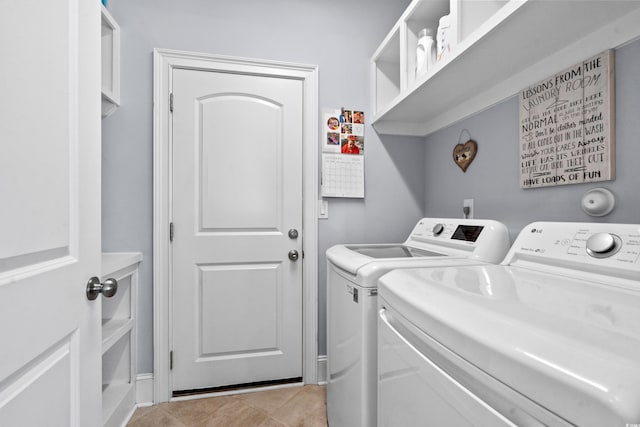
[324,108,365,155]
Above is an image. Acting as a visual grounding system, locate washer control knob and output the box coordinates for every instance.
[432,223,445,236]
[586,232,617,257]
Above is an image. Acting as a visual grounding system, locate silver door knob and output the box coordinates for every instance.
[288,229,299,239]
[86,276,118,301]
[288,250,299,261]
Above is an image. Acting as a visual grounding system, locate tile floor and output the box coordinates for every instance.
[127,385,327,427]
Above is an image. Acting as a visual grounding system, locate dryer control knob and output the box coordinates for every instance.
[586,232,617,257]
[432,223,445,236]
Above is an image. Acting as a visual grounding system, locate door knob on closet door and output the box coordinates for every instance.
[86,277,118,300]
[288,250,299,261]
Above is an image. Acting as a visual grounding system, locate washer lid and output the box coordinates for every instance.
[326,244,448,274]
[379,265,640,426]
[346,244,444,259]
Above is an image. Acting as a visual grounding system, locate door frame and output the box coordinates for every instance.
[152,48,319,403]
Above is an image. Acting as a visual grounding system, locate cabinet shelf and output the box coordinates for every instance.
[101,5,120,118]
[102,318,134,354]
[371,0,640,137]
[101,252,141,427]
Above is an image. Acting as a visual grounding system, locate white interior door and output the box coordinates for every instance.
[171,68,303,392]
[0,1,101,426]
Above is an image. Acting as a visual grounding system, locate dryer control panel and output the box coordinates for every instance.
[505,222,640,276]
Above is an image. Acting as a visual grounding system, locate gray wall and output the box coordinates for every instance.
[102,0,423,374]
[422,39,640,239]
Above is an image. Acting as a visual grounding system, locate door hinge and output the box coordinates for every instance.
[170,222,174,242]
[170,351,173,370]
[170,92,174,113]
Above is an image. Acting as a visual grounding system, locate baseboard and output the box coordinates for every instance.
[136,373,154,406]
[317,355,327,385]
[118,405,138,427]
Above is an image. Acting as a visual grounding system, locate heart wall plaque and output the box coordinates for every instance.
[453,139,477,172]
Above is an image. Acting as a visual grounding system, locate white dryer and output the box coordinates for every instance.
[326,218,510,427]
[378,221,640,426]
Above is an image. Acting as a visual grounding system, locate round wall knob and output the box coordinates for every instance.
[86,276,119,301]
[586,233,619,258]
[288,250,299,261]
[581,188,615,217]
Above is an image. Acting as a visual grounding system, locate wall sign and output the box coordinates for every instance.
[519,50,615,189]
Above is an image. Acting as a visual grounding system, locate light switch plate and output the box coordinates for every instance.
[318,200,329,219]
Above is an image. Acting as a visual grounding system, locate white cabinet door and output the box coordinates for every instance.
[171,68,303,391]
[0,1,102,425]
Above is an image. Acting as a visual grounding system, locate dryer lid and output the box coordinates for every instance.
[379,264,640,426]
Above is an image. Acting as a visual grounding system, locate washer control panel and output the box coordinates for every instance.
[410,219,488,243]
[428,222,484,241]
[405,218,511,264]
[507,222,640,269]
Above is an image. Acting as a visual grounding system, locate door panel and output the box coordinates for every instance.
[199,94,282,231]
[0,0,72,268]
[172,69,303,391]
[199,263,281,355]
[0,0,101,426]
[0,339,74,424]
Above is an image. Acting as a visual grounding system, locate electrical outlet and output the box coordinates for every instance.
[463,199,474,219]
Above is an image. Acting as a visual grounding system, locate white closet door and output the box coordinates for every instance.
[0,1,102,425]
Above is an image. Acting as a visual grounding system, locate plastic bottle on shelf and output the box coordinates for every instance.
[437,14,451,62]
[415,28,435,78]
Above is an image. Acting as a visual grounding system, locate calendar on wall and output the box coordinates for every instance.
[322,153,364,198]
[321,107,365,198]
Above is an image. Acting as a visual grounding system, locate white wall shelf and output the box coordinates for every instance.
[101,5,120,118]
[371,0,640,137]
[101,252,142,427]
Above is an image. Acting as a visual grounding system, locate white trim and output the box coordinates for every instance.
[153,48,319,403]
[135,373,155,406]
[316,355,328,385]
[116,406,138,427]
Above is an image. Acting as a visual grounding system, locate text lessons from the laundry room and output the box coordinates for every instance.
[519,50,614,189]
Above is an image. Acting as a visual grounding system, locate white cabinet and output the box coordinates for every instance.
[371,0,640,136]
[101,5,120,118]
[101,253,142,427]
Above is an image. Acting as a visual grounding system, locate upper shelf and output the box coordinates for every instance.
[371,0,640,137]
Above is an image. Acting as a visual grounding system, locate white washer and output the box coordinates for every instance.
[378,221,640,426]
[326,218,510,427]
